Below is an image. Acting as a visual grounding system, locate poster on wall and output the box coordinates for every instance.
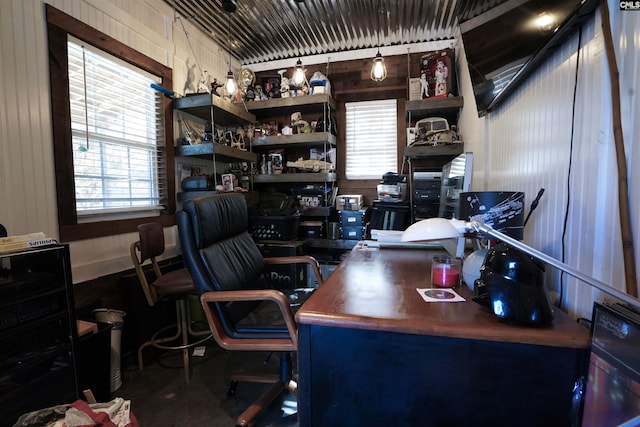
[419,48,457,99]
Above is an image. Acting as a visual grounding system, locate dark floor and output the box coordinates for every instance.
[116,340,300,427]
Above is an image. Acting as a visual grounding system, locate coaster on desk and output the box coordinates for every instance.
[417,288,466,303]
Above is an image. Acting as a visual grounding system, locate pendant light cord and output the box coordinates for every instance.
[376,0,381,53]
[227,13,232,72]
[297,1,302,59]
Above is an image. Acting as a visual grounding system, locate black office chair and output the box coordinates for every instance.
[130,222,210,383]
[177,193,323,426]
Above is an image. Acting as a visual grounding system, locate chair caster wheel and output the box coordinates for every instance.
[227,379,238,396]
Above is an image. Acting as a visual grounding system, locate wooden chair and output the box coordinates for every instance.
[177,193,323,426]
[130,222,210,383]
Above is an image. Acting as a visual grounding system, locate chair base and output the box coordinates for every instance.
[235,379,293,427]
[228,353,297,426]
[137,298,211,383]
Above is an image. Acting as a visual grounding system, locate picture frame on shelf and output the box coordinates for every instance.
[262,76,281,99]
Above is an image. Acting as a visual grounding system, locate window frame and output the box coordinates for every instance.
[344,99,398,180]
[46,5,175,241]
[335,91,406,195]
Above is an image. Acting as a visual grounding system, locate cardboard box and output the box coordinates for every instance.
[336,194,363,211]
[408,77,421,101]
[420,48,457,98]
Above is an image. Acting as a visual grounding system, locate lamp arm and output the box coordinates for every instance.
[468,220,640,310]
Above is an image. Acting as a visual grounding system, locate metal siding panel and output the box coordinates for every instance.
[471,3,640,320]
[162,0,458,65]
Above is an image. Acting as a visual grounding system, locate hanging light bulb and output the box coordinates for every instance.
[225,10,238,96]
[371,51,387,81]
[225,70,237,95]
[370,1,387,82]
[292,59,305,86]
[292,0,306,86]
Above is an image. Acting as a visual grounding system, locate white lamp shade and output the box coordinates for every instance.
[401,218,460,242]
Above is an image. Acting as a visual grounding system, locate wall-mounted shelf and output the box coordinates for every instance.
[252,132,336,149]
[173,94,256,125]
[404,143,464,160]
[405,96,464,122]
[249,93,336,187]
[175,143,257,163]
[247,94,336,117]
[253,172,337,184]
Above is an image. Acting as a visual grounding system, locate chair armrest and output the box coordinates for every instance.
[200,289,297,351]
[263,255,324,286]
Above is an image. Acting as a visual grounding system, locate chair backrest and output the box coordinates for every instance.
[177,193,268,326]
[130,222,165,306]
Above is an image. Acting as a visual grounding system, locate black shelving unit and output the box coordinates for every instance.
[0,244,78,426]
[404,97,464,223]
[173,93,258,190]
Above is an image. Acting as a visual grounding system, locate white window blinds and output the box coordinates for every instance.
[345,99,397,179]
[67,37,165,219]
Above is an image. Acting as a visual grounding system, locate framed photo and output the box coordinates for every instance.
[261,76,281,99]
[268,148,285,173]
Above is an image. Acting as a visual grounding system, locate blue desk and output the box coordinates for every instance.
[295,246,589,427]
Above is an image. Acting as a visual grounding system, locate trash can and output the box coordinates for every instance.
[76,321,113,402]
[93,309,126,393]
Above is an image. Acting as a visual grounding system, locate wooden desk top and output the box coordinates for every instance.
[296,246,589,349]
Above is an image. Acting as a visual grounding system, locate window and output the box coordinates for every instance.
[68,38,164,219]
[47,5,174,241]
[345,99,397,179]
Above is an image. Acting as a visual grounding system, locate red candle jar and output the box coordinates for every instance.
[431,256,461,287]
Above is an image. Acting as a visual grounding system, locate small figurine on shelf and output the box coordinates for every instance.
[197,70,211,93]
[420,72,429,99]
[260,154,268,175]
[309,71,331,95]
[211,78,223,96]
[280,77,290,98]
[244,85,255,102]
[434,60,449,97]
[232,128,247,150]
[253,84,268,100]
[238,68,256,93]
[278,69,290,98]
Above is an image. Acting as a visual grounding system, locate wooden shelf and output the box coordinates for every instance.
[175,143,258,163]
[173,94,256,125]
[299,206,334,217]
[405,96,464,122]
[253,172,337,184]
[252,132,336,148]
[404,143,464,159]
[247,94,336,117]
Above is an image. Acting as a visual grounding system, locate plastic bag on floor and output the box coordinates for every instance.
[13,397,139,427]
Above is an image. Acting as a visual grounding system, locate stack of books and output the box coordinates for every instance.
[0,232,57,253]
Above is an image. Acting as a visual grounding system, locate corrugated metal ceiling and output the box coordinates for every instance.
[164,0,492,65]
